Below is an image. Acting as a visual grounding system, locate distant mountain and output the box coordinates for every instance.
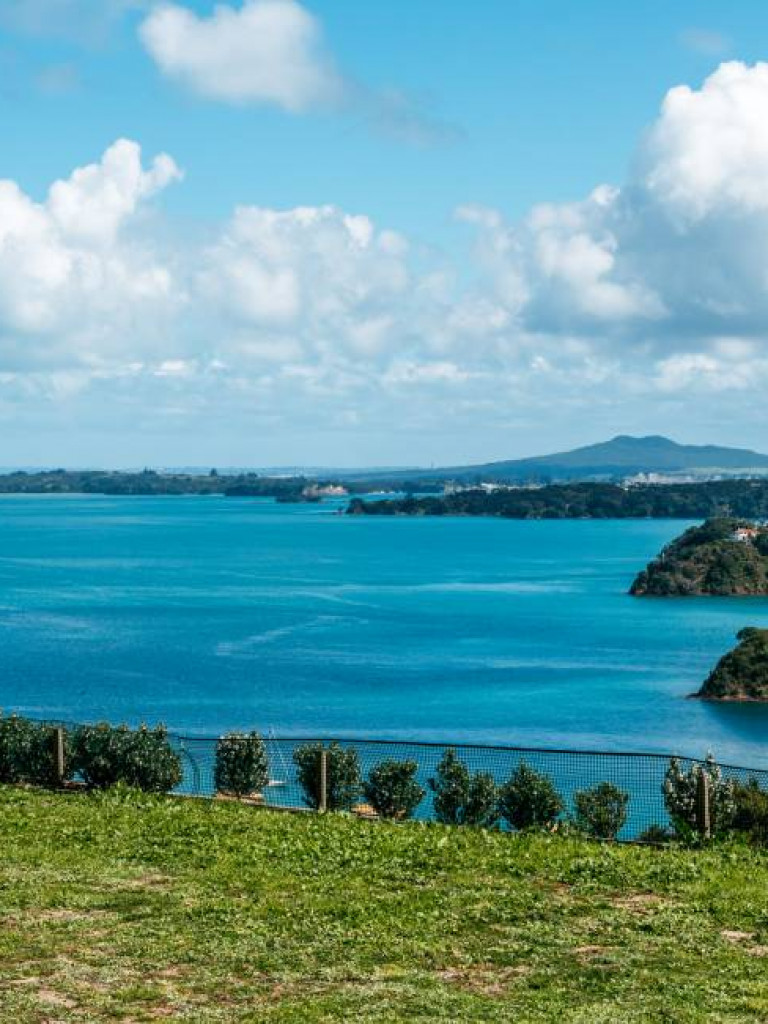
[354,435,768,484]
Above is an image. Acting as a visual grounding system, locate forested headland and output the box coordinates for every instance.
[347,480,768,520]
[630,518,768,596]
[697,627,768,700]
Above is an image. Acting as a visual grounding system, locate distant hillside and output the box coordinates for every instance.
[467,435,768,481]
[352,435,768,485]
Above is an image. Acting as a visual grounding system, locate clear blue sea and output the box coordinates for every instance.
[1,495,767,767]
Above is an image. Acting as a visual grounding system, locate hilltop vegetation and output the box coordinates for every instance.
[1,785,768,1022]
[0,469,442,499]
[0,469,306,497]
[698,627,768,701]
[349,480,768,520]
[630,518,768,596]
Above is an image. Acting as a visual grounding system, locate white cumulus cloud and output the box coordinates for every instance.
[460,62,768,373]
[138,0,457,143]
[7,62,768,454]
[642,61,768,220]
[140,0,343,111]
[0,140,182,368]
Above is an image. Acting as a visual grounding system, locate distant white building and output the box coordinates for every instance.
[733,527,759,542]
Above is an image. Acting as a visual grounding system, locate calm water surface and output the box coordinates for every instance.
[1,495,767,766]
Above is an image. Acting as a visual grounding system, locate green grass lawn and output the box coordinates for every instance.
[0,786,766,1022]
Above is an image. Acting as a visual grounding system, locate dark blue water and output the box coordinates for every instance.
[0,495,767,766]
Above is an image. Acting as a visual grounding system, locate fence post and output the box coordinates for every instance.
[53,727,66,787]
[695,767,711,839]
[319,746,328,813]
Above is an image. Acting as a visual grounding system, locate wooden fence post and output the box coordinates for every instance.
[54,727,66,787]
[695,768,711,839]
[319,747,328,813]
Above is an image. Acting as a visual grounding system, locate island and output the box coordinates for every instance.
[629,518,768,596]
[696,628,768,701]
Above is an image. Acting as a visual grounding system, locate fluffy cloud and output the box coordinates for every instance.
[642,62,768,220]
[0,140,181,367]
[140,0,343,111]
[139,0,456,143]
[199,205,412,361]
[461,62,768,362]
[6,61,768,455]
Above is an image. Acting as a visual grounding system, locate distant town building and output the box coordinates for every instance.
[733,527,759,542]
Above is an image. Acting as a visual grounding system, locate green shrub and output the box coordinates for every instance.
[732,778,768,844]
[428,749,498,827]
[573,781,629,839]
[0,715,68,788]
[363,759,424,819]
[71,723,182,793]
[638,824,676,844]
[214,732,269,798]
[497,761,563,831]
[663,754,736,837]
[293,742,360,811]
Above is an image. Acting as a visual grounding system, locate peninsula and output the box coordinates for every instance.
[696,628,768,701]
[348,481,768,521]
[629,518,768,596]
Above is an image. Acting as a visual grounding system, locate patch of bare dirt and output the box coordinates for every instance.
[612,893,664,914]
[721,929,756,944]
[437,963,530,995]
[37,988,77,1009]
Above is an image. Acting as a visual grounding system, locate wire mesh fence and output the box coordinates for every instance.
[3,714,767,841]
[169,734,768,841]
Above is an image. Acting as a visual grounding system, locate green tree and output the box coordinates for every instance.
[293,742,360,811]
[0,715,67,788]
[428,749,498,827]
[214,732,268,798]
[573,781,629,839]
[363,759,424,820]
[497,761,563,831]
[71,723,182,793]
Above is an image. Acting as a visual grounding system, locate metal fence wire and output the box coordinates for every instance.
[6,716,767,841]
[167,734,768,841]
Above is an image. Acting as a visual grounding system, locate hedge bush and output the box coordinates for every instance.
[573,781,629,839]
[497,761,563,831]
[293,742,361,811]
[71,723,182,793]
[428,749,498,827]
[363,759,424,819]
[0,715,67,788]
[214,732,269,798]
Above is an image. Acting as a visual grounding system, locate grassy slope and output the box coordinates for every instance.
[0,787,767,1023]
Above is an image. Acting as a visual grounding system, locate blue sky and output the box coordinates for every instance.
[1,0,768,467]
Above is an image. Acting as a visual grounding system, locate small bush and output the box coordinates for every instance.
[363,759,425,819]
[663,754,736,837]
[573,781,629,839]
[293,742,360,811]
[214,732,268,798]
[428,749,498,827]
[497,761,563,831]
[732,778,768,844]
[71,723,182,793]
[0,715,68,788]
[637,824,676,844]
